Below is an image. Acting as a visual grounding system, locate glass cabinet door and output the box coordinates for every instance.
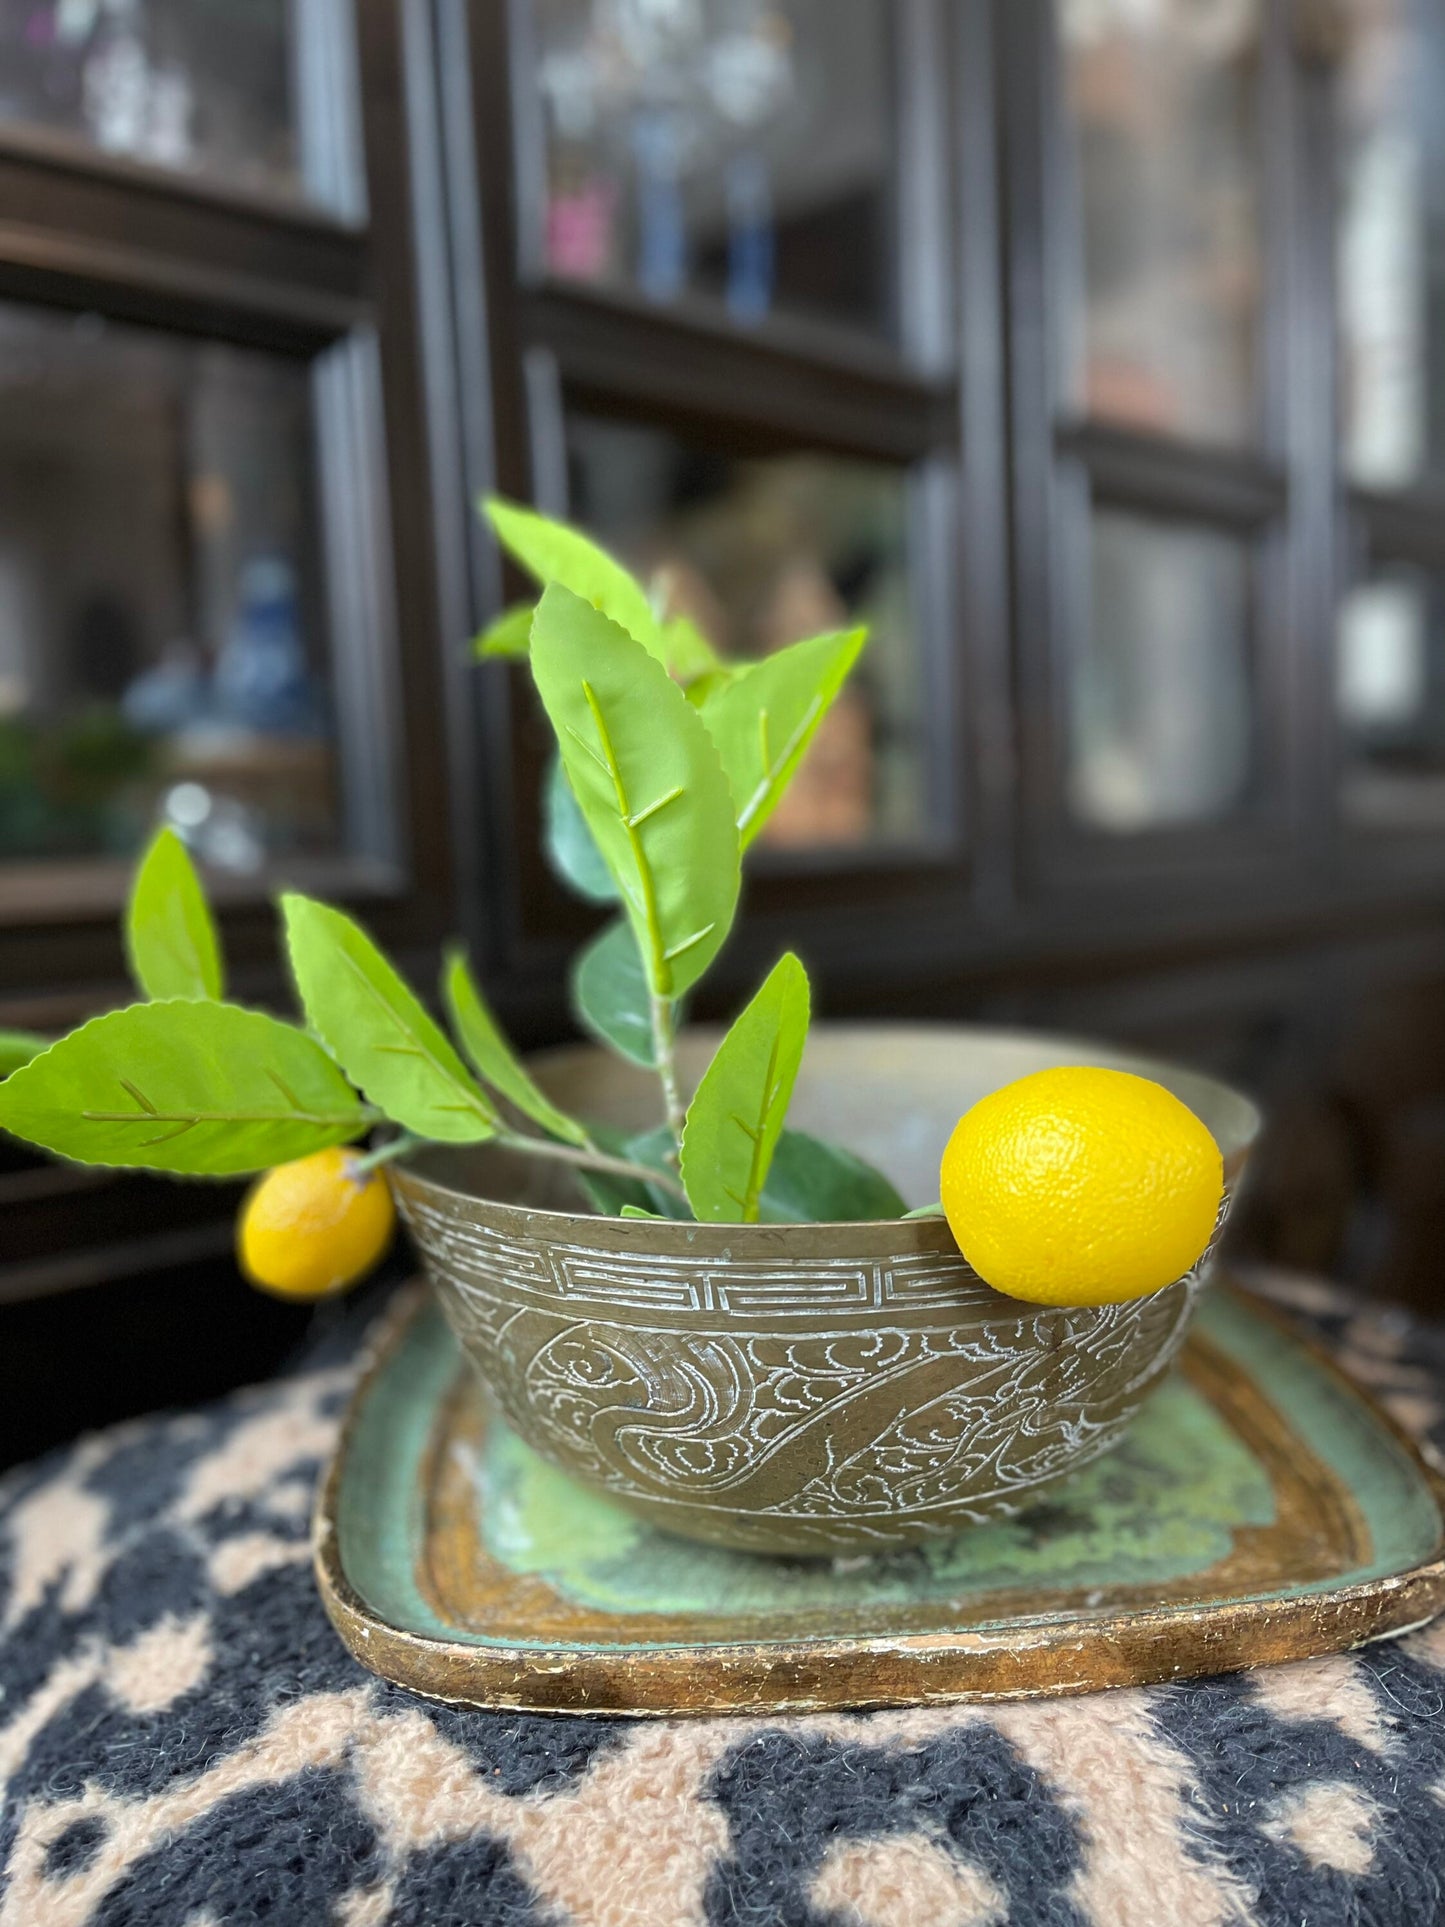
[564,411,930,847]
[1338,562,1445,832]
[1337,0,1445,491]
[527,0,900,342]
[1333,0,1445,850]
[1067,503,1255,833]
[1058,0,1264,443]
[0,303,340,876]
[1033,0,1277,866]
[0,0,313,201]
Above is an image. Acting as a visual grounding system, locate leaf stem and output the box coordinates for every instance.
[649,993,686,1143]
[348,1123,688,1204]
[494,1129,689,1202]
[349,1133,423,1177]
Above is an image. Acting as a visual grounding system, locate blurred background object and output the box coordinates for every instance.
[0,0,301,197]
[532,0,895,334]
[3,0,1445,1464]
[563,415,919,844]
[0,307,335,873]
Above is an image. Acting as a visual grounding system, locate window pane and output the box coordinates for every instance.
[1059,0,1263,443]
[565,414,926,846]
[531,0,897,341]
[0,0,302,199]
[1069,508,1254,832]
[1337,0,1445,489]
[1338,563,1445,828]
[0,305,339,873]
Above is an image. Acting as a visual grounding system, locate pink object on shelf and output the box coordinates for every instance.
[547,181,617,281]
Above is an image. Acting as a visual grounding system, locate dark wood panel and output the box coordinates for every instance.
[524,285,956,463]
[0,142,369,350]
[0,0,466,1029]
[6,0,1445,1352]
[1059,422,1288,529]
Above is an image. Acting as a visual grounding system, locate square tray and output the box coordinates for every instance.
[313,1281,1445,1717]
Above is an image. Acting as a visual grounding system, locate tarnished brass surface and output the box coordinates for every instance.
[390,1026,1258,1554]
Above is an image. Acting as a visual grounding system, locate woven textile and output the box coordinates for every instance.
[1,1271,1443,1927]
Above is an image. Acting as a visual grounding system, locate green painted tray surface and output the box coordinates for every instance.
[334,1287,1445,1653]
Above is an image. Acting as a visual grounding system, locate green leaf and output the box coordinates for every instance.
[680,952,810,1224]
[474,536,725,684]
[699,628,867,847]
[567,1120,689,1219]
[759,1129,908,1224]
[0,1029,48,1077]
[442,948,589,1146]
[625,1121,693,1220]
[904,1202,945,1219]
[684,667,738,708]
[530,584,740,998]
[659,611,722,681]
[125,826,224,1001]
[619,1204,667,1220]
[544,756,619,905]
[570,920,657,1068]
[568,1120,652,1217]
[282,894,497,1143]
[0,1001,370,1175]
[472,601,535,660]
[483,496,662,659]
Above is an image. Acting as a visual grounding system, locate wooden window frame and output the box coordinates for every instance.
[1003,0,1445,948]
[423,0,1014,1014]
[0,0,458,1035]
[1327,8,1445,887]
[1002,0,1317,911]
[0,0,463,1307]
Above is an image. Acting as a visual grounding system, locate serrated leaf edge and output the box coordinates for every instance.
[281,896,497,1135]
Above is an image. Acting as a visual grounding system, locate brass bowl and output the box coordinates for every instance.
[390,1025,1258,1556]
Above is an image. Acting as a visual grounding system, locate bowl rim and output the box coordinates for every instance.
[388,1021,1259,1257]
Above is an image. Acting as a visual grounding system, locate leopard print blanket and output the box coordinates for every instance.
[1,1271,1443,1927]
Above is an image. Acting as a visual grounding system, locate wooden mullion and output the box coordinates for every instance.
[0,144,369,350]
[1059,421,1288,530]
[0,231,365,355]
[524,284,954,463]
[0,122,364,238]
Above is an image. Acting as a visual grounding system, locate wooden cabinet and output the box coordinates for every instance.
[437,0,1445,1309]
[4,0,1445,1350]
[0,0,457,1320]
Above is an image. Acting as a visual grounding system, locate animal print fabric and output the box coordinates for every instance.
[1,1271,1443,1927]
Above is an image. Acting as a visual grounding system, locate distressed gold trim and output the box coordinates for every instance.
[313,1283,1445,1718]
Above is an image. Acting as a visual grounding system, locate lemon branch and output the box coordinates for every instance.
[649,993,685,1143]
[349,1133,423,1176]
[495,1128,689,1201]
[352,1126,687,1201]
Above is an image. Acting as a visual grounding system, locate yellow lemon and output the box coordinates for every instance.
[939,1066,1223,1307]
[238,1147,395,1301]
